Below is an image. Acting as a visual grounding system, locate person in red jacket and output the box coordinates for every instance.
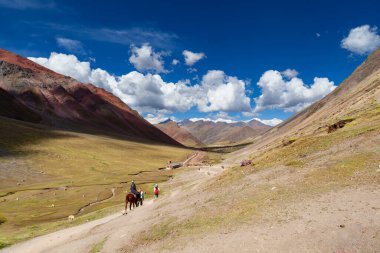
[153,184,160,199]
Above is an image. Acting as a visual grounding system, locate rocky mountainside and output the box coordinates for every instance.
[155,119,204,147]
[0,49,180,146]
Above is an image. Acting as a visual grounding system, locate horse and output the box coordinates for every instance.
[124,193,137,213]
[124,191,144,214]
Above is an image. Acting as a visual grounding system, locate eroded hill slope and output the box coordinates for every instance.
[0,49,180,146]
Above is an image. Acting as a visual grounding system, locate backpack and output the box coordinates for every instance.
[154,187,159,195]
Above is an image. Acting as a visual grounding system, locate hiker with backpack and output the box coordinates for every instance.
[153,184,160,199]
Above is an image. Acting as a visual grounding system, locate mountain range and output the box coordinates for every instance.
[155,119,204,147]
[0,49,180,146]
[156,118,271,147]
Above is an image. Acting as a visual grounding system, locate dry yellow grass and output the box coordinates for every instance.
[0,117,193,247]
[133,104,380,249]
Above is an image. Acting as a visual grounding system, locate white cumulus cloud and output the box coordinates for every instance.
[117,72,200,113]
[198,70,252,113]
[183,50,205,66]
[28,53,91,82]
[253,117,283,126]
[145,113,176,124]
[129,43,167,73]
[188,117,237,124]
[188,111,237,124]
[28,53,252,119]
[341,25,380,55]
[281,68,299,79]
[254,70,336,113]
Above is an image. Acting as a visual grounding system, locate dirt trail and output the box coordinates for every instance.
[151,187,380,253]
[182,151,206,166]
[76,188,116,214]
[3,148,379,253]
[1,154,227,253]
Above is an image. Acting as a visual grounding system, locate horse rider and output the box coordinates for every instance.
[130,180,138,197]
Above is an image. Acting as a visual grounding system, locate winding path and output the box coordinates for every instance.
[76,188,116,214]
[1,153,225,253]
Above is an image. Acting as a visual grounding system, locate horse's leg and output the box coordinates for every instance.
[124,196,128,214]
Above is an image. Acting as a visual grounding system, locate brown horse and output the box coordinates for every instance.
[124,193,137,214]
[124,192,144,214]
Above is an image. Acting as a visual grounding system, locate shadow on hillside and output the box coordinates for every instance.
[0,117,81,158]
[0,116,186,158]
[200,142,253,153]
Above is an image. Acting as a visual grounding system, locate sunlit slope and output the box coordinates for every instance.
[176,99,380,239]
[235,47,380,156]
[126,48,380,252]
[139,104,380,251]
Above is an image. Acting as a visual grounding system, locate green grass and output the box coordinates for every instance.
[0,118,193,247]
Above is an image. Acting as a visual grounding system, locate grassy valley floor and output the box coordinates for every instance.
[0,117,195,248]
[1,103,379,252]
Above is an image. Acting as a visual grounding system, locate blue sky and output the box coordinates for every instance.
[1,0,380,125]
